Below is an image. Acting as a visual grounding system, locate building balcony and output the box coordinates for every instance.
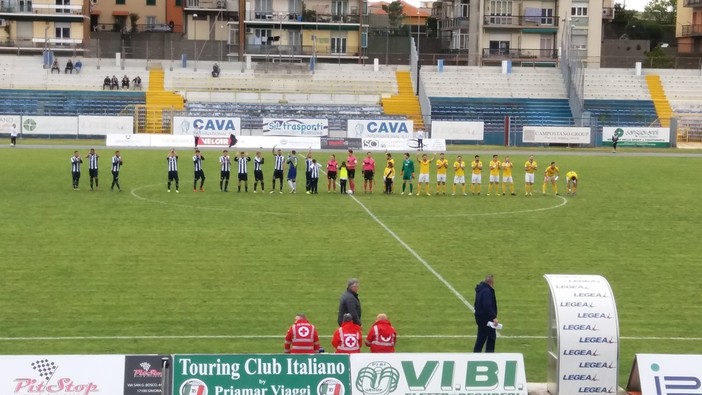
[483,15,558,28]
[441,17,470,30]
[682,24,702,36]
[0,3,83,15]
[185,0,226,10]
[602,7,614,20]
[246,43,361,57]
[684,0,702,7]
[245,10,360,23]
[482,47,557,60]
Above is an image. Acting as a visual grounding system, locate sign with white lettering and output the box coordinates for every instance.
[602,127,670,147]
[347,120,413,139]
[522,127,591,144]
[361,138,446,152]
[262,118,329,136]
[626,354,702,395]
[173,117,241,136]
[544,275,620,395]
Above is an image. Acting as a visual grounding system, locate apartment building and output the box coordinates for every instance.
[0,0,86,50]
[677,0,702,53]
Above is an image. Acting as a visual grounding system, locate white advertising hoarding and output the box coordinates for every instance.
[350,353,528,395]
[431,121,485,141]
[602,127,670,147]
[106,134,151,147]
[522,126,591,144]
[262,118,329,136]
[0,115,21,134]
[22,116,78,135]
[362,138,446,152]
[627,354,702,395]
[78,116,133,135]
[0,355,125,395]
[347,119,414,139]
[173,116,241,136]
[544,275,619,395]
[195,135,321,150]
[150,134,194,148]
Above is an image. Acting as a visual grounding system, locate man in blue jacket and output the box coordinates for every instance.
[473,274,498,352]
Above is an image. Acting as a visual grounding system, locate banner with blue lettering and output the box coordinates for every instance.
[346,120,414,139]
[173,117,241,136]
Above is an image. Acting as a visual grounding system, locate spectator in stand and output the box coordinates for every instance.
[132,76,142,89]
[212,63,220,77]
[103,76,111,90]
[51,59,60,74]
[121,75,130,89]
[365,313,397,353]
[74,59,82,73]
[111,75,119,90]
[65,59,73,74]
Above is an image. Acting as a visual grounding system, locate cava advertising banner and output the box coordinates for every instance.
[362,138,446,152]
[173,355,350,395]
[602,127,670,147]
[173,117,241,136]
[349,353,528,395]
[262,118,329,136]
[431,121,485,141]
[522,127,591,144]
[347,120,414,139]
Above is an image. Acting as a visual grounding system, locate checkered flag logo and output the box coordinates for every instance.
[31,359,58,382]
[140,362,151,371]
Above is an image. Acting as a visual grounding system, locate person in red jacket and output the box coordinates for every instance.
[284,314,320,354]
[332,313,362,353]
[365,313,397,353]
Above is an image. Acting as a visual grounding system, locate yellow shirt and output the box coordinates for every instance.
[524,160,538,174]
[419,159,431,174]
[502,161,513,177]
[384,167,395,179]
[387,158,395,169]
[471,160,482,175]
[454,161,466,177]
[489,160,501,177]
[545,166,560,177]
[566,171,578,180]
[436,159,449,175]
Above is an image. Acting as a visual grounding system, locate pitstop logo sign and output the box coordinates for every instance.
[13,359,100,395]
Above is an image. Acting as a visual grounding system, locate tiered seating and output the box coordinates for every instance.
[0,89,145,115]
[583,99,658,127]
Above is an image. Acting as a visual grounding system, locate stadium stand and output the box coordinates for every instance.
[655,69,702,142]
[0,89,145,115]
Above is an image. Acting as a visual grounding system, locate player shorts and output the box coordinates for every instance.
[525,173,535,183]
[194,170,205,180]
[168,170,179,181]
[221,170,230,180]
[544,175,556,183]
[436,174,447,183]
[402,173,413,181]
[568,178,578,185]
[418,173,430,183]
[327,171,337,180]
[453,175,465,184]
[347,169,356,179]
[273,169,284,180]
[471,174,481,184]
[489,175,500,183]
[238,173,248,181]
[502,176,513,183]
[89,169,98,178]
[254,170,264,181]
[364,170,374,181]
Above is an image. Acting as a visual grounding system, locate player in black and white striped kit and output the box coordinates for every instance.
[309,158,321,194]
[253,151,265,193]
[110,150,123,192]
[235,151,251,192]
[270,147,285,194]
[167,149,179,193]
[219,149,231,192]
[86,148,99,190]
[70,150,83,191]
[193,149,206,192]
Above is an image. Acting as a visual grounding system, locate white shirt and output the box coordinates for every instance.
[417,130,424,139]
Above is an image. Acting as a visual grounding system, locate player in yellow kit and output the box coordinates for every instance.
[566,171,578,196]
[452,155,467,196]
[435,153,449,195]
[542,161,560,195]
[524,155,538,196]
[501,156,516,196]
[416,153,435,196]
[470,155,482,195]
[487,154,501,196]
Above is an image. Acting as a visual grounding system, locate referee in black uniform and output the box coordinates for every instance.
[193,149,206,192]
[70,150,83,191]
[253,151,265,193]
[167,149,179,193]
[271,147,285,194]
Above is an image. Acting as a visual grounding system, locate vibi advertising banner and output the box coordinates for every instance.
[0,115,21,134]
[544,275,620,395]
[0,355,125,395]
[602,127,670,147]
[522,126,591,144]
[431,121,485,141]
[173,116,241,136]
[350,353,528,395]
[172,354,350,395]
[262,118,329,137]
[347,120,414,139]
[626,354,702,395]
[362,138,447,152]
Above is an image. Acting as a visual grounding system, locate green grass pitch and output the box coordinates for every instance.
[1,145,701,386]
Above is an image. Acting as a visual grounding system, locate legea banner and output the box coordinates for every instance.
[522,126,591,144]
[173,116,241,136]
[362,138,446,152]
[347,120,414,139]
[172,355,350,395]
[262,118,329,136]
[602,127,670,147]
[431,121,485,141]
[350,353,528,395]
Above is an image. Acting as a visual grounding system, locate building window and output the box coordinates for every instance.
[332,0,347,16]
[489,0,512,24]
[331,37,346,54]
[541,8,553,25]
[55,22,70,44]
[571,6,588,16]
[55,0,69,13]
[175,0,182,4]
[458,0,469,18]
[255,0,272,18]
[116,0,125,4]
[146,0,155,5]
[146,15,156,28]
[488,40,509,55]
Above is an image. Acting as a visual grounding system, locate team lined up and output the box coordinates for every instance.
[69,148,579,196]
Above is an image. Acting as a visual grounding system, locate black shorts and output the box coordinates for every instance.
[238,173,248,181]
[364,170,374,181]
[112,171,119,179]
[221,171,230,180]
[348,169,356,179]
[194,170,205,180]
[327,171,337,180]
[273,169,284,180]
[168,171,179,181]
[254,170,264,181]
[89,169,98,178]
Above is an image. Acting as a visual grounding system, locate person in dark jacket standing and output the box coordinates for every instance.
[473,274,498,353]
[338,278,361,326]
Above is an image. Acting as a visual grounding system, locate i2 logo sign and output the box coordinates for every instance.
[651,363,702,395]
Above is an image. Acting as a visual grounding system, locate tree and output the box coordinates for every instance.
[644,45,675,68]
[129,13,140,33]
[382,1,404,33]
[426,16,437,38]
[642,0,676,26]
